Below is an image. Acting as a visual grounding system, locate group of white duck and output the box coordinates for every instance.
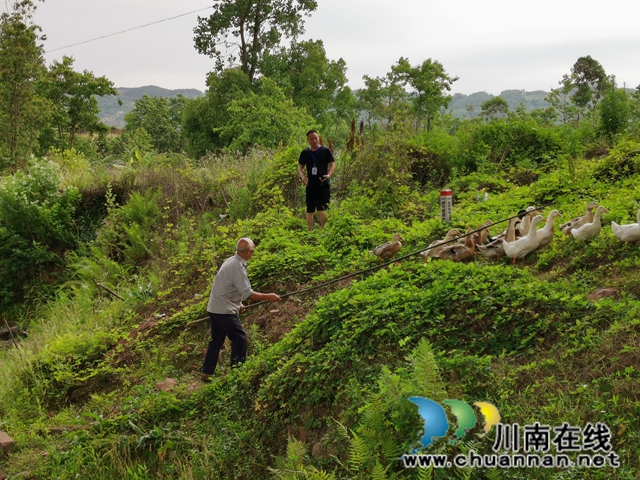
[369,201,640,265]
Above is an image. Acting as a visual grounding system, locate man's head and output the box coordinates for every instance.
[236,237,255,260]
[306,130,320,150]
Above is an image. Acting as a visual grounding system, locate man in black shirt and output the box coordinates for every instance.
[298,130,335,230]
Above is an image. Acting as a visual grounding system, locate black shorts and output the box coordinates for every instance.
[306,183,331,213]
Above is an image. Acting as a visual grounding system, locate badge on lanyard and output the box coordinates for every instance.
[311,166,318,175]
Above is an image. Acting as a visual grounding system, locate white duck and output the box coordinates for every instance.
[536,210,562,249]
[560,201,598,235]
[503,215,544,264]
[516,206,539,236]
[571,206,609,241]
[611,209,640,242]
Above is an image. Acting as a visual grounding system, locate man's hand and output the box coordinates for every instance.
[267,293,281,303]
[300,176,308,186]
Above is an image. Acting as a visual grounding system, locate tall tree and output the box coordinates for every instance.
[217,77,314,153]
[39,55,117,151]
[261,39,356,143]
[545,87,582,124]
[0,0,49,170]
[566,56,612,110]
[182,67,252,157]
[597,87,630,141]
[125,94,186,153]
[550,56,614,123]
[260,39,350,124]
[480,96,509,121]
[390,57,458,131]
[260,40,347,123]
[193,0,317,84]
[357,73,409,128]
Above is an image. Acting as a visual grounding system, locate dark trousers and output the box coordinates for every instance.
[202,313,247,374]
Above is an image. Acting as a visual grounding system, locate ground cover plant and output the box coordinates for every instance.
[1,130,640,480]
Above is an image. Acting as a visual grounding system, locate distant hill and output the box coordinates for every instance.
[447,89,550,118]
[97,86,204,128]
[97,86,550,128]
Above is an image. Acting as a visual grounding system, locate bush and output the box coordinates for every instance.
[14,330,120,409]
[458,117,563,172]
[252,145,302,210]
[0,159,81,309]
[406,130,460,187]
[98,188,163,267]
[592,140,640,182]
[450,172,511,195]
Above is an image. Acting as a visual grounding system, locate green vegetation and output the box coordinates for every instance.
[97,86,204,129]
[2,127,640,478]
[2,1,640,479]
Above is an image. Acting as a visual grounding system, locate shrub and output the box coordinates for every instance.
[14,330,120,409]
[98,187,163,267]
[591,140,640,182]
[458,117,563,172]
[406,130,460,187]
[450,172,511,195]
[252,145,302,210]
[0,159,81,309]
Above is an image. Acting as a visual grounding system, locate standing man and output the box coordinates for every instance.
[298,130,335,230]
[202,237,280,377]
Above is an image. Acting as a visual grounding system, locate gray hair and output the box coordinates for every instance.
[236,237,255,253]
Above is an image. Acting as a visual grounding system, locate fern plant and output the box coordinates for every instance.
[268,437,337,480]
[269,341,448,480]
[333,339,448,479]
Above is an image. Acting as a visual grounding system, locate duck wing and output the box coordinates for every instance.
[571,222,599,241]
[477,241,504,259]
[561,216,586,235]
[371,241,392,257]
[612,221,640,242]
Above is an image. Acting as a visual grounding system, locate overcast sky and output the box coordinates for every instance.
[30,0,640,95]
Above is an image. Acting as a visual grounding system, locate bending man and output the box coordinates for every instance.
[202,238,280,377]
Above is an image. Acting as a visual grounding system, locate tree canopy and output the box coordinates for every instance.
[39,56,117,152]
[182,67,252,157]
[567,55,613,109]
[216,77,314,153]
[480,96,509,120]
[0,0,48,169]
[260,39,351,125]
[193,0,318,84]
[125,94,186,153]
[391,57,458,131]
[548,55,614,123]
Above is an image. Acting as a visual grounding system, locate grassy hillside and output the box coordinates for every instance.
[1,135,640,479]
